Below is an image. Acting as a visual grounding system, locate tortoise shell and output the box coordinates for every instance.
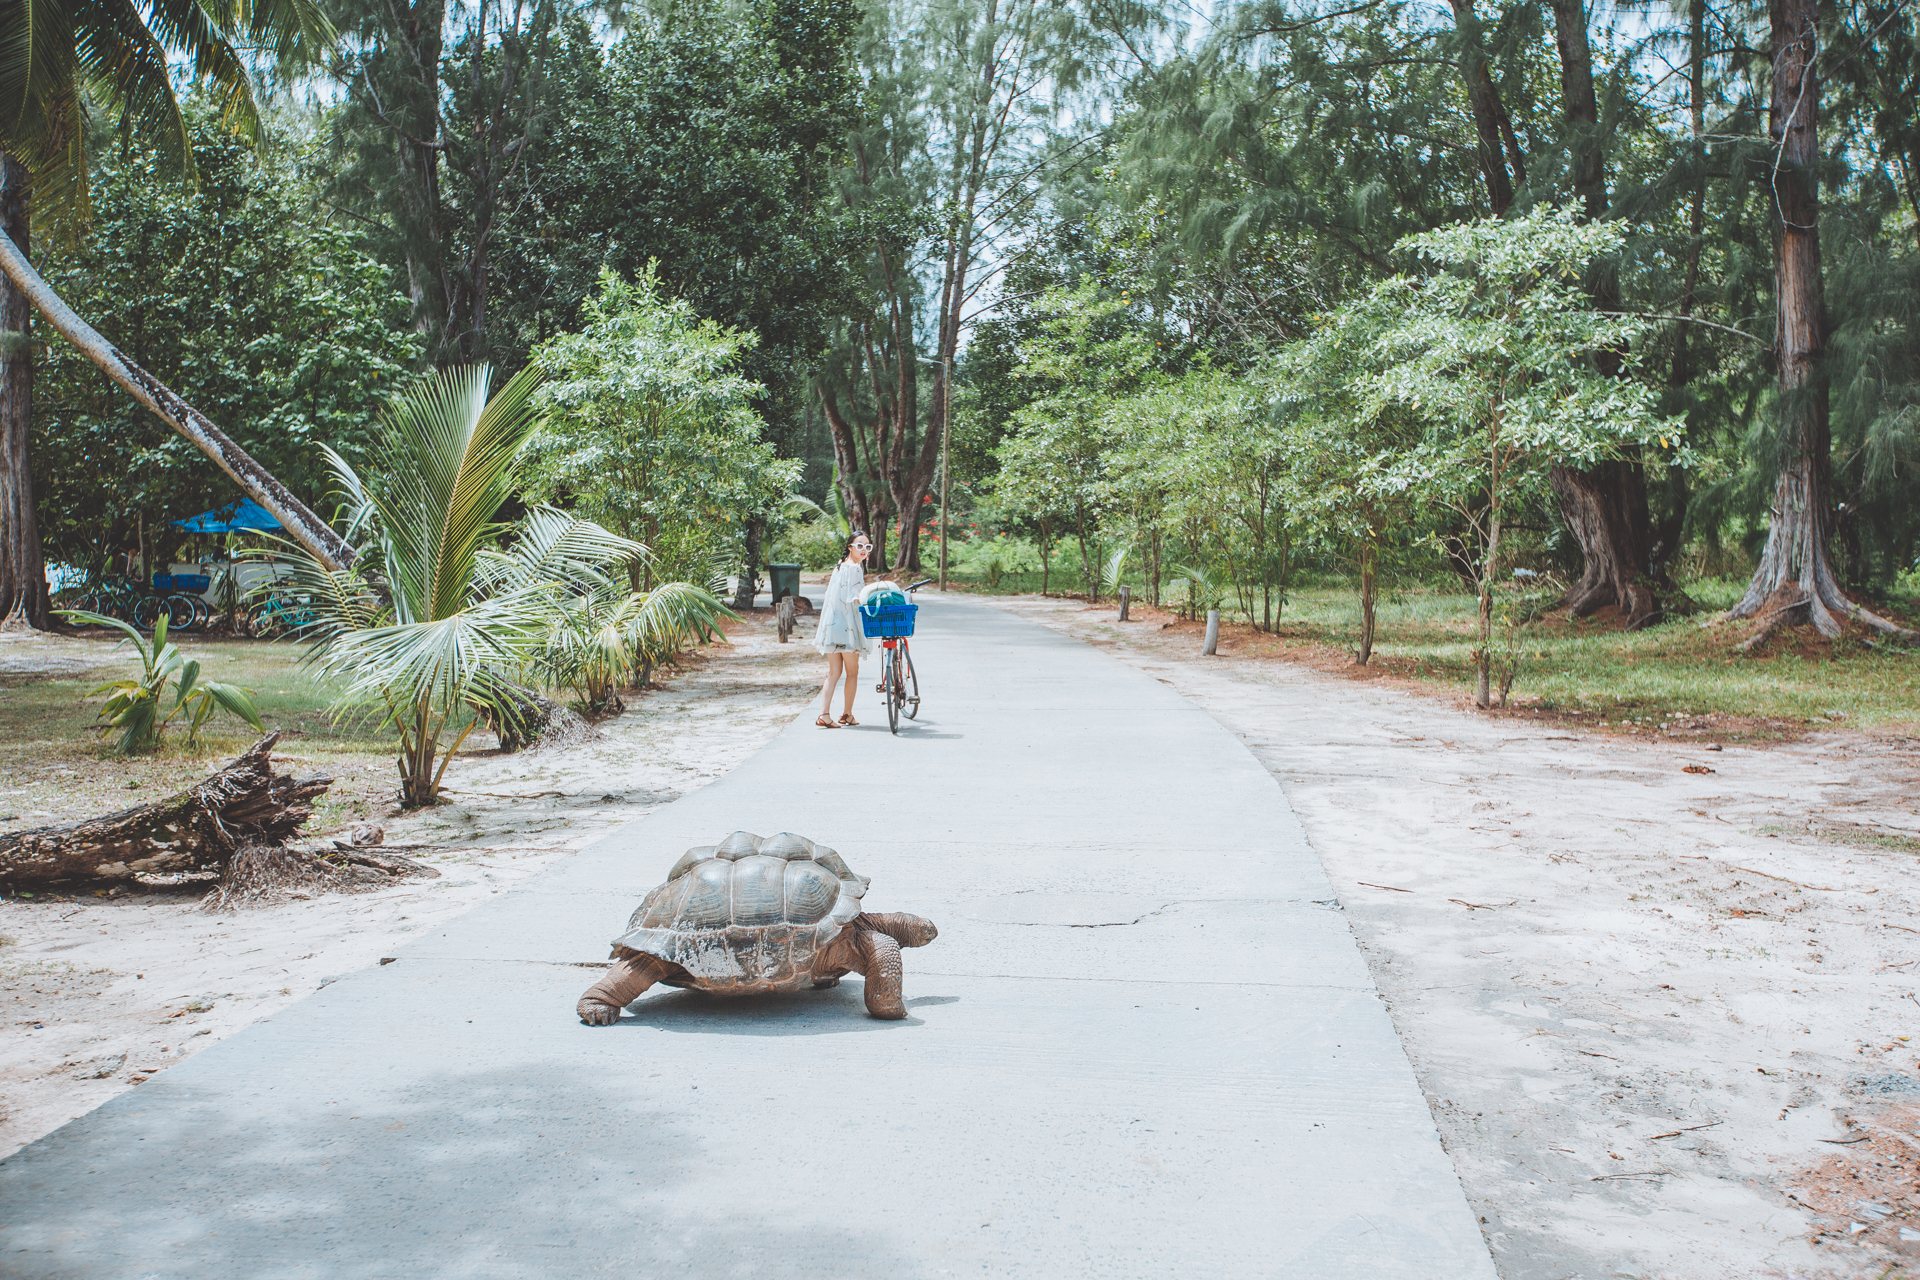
[612,830,868,991]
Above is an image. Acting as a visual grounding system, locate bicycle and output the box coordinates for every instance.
[72,575,206,631]
[246,591,318,638]
[136,573,211,632]
[70,577,142,622]
[863,579,931,735]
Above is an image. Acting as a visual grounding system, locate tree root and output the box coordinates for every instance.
[1730,581,1917,654]
[199,842,440,912]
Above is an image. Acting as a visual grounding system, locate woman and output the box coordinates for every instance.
[813,530,874,727]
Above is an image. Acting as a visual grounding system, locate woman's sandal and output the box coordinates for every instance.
[838,713,859,727]
[815,713,837,728]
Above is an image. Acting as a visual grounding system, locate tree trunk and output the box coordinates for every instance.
[1039,517,1052,596]
[1449,0,1518,215]
[0,154,48,629]
[1474,510,1500,708]
[1356,528,1378,665]
[0,734,332,889]
[1544,0,1665,626]
[1729,0,1910,641]
[734,518,763,611]
[1551,461,1660,624]
[0,231,355,571]
[1548,0,1607,220]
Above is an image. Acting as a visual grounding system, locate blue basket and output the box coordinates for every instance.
[152,573,211,592]
[859,601,917,638]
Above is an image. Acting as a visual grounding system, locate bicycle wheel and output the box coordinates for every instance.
[131,595,163,631]
[247,601,286,639]
[900,645,920,720]
[188,595,213,630]
[70,592,106,619]
[886,649,903,734]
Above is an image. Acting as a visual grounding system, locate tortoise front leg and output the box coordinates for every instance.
[810,925,909,1017]
[577,951,673,1025]
[852,927,906,1019]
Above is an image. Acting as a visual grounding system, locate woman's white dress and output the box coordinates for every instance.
[813,561,874,656]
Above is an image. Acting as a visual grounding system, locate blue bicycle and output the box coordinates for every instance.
[862,579,932,735]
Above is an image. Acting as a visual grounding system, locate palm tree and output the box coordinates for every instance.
[536,578,734,717]
[0,0,345,627]
[295,364,733,807]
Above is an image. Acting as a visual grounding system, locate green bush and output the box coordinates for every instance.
[773,519,847,570]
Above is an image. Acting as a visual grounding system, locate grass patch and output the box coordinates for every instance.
[1266,584,1919,733]
[944,562,1920,736]
[1754,823,1920,856]
[0,634,402,840]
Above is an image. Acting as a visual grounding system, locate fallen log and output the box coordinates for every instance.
[0,733,332,890]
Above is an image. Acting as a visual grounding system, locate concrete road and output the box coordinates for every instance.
[0,593,1496,1278]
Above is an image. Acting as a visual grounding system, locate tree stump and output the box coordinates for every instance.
[0,733,332,890]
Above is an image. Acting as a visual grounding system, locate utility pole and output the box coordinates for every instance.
[939,355,952,591]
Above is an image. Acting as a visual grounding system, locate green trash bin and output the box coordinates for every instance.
[767,563,802,605]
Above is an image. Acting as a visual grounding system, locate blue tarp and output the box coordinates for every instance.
[170,499,283,533]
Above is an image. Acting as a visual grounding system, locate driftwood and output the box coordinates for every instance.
[0,733,332,890]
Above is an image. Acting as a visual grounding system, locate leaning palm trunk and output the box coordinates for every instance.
[0,222,353,571]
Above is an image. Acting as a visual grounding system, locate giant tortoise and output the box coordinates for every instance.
[577,830,937,1022]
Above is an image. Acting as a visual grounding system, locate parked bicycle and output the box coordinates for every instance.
[68,576,143,622]
[861,579,932,735]
[70,574,209,632]
[245,590,319,638]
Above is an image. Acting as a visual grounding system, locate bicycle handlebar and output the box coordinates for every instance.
[905,578,935,594]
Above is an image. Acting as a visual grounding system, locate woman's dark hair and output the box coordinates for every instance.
[845,529,869,554]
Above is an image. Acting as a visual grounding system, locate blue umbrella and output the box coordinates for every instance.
[170,499,284,533]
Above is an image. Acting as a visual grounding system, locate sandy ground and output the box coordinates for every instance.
[990,593,1920,1280]
[0,610,818,1159]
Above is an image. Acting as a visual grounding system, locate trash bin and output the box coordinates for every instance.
[767,563,802,605]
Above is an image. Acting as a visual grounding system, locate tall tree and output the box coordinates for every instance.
[327,0,566,365]
[821,0,1121,572]
[1539,0,1666,627]
[0,156,38,624]
[1726,0,1909,639]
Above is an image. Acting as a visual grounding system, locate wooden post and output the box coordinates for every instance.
[1118,585,1130,621]
[1203,609,1220,655]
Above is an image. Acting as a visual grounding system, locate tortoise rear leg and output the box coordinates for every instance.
[577,951,673,1025]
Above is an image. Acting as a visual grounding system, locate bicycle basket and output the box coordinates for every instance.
[151,573,174,590]
[172,574,211,592]
[859,601,917,638]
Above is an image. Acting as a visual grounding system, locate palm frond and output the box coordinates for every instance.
[367,363,544,625]
[474,506,646,597]
[315,584,554,723]
[1101,542,1134,594]
[628,580,735,662]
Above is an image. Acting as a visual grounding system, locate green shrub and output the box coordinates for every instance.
[772,519,847,570]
